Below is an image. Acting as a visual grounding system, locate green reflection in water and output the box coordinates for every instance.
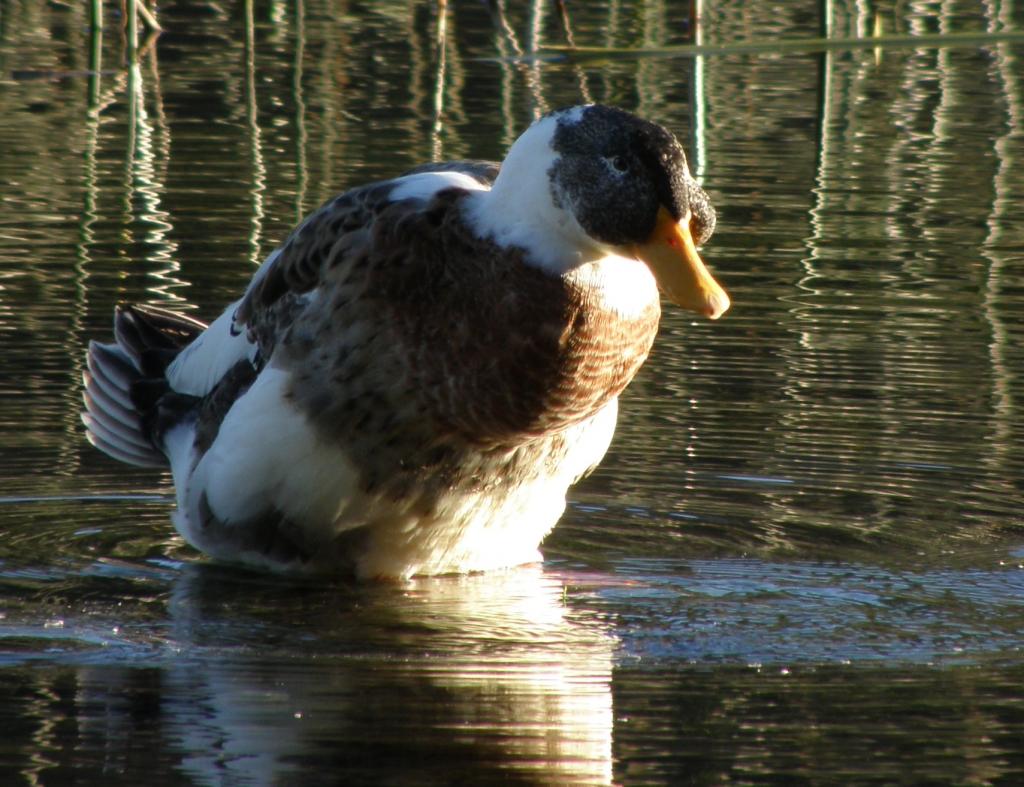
[1,0,1024,784]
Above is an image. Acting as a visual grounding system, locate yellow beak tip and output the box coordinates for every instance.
[705,291,730,320]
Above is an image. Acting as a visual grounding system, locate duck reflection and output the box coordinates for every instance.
[159,563,614,785]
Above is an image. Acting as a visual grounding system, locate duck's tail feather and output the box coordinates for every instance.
[82,305,208,468]
[113,303,207,377]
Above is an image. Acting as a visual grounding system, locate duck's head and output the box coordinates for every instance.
[473,104,729,320]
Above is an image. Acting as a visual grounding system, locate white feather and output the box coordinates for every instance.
[465,109,607,275]
[390,170,487,201]
[164,419,199,506]
[567,254,659,319]
[165,248,289,397]
[164,298,256,397]
[174,367,361,554]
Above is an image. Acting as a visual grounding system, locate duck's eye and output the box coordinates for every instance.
[609,155,629,174]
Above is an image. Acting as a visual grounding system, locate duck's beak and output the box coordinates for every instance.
[632,206,730,319]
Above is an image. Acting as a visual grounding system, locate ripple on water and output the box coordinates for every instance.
[594,557,1024,666]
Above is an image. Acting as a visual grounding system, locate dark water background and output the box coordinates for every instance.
[1,1,1023,784]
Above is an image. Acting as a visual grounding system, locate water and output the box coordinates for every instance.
[2,0,1024,783]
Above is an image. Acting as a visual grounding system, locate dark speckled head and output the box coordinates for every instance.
[547,105,716,248]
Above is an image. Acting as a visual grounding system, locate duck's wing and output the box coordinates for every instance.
[163,165,505,572]
[164,165,496,399]
[236,161,498,332]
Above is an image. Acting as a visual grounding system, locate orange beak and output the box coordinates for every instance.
[632,207,730,319]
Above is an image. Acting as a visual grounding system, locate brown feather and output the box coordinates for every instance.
[226,179,660,513]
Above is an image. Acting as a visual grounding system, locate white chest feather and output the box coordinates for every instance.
[569,255,660,319]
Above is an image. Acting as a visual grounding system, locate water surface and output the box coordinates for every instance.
[1,1,1024,784]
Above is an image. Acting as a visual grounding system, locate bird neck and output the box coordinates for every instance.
[463,116,609,276]
[464,187,606,276]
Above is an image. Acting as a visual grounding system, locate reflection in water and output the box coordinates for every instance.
[243,0,267,268]
[165,566,612,785]
[612,659,1024,785]
[124,60,185,304]
[2,561,614,785]
[2,0,1024,783]
[4,546,1024,783]
[980,10,1021,485]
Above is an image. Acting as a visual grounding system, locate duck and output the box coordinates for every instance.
[82,104,729,580]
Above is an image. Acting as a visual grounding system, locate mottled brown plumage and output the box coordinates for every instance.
[238,175,659,511]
